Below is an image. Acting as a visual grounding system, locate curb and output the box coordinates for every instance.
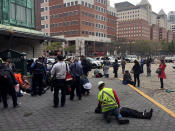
[119,78,175,118]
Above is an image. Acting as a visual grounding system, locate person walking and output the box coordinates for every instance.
[97,81,129,124]
[146,57,151,76]
[81,56,91,76]
[140,57,144,73]
[51,55,68,107]
[121,58,126,74]
[158,59,166,89]
[70,57,83,100]
[132,60,141,87]
[31,57,46,96]
[113,59,119,78]
[0,57,18,108]
[103,57,110,78]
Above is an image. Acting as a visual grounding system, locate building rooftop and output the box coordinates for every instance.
[115,1,140,12]
[137,0,150,6]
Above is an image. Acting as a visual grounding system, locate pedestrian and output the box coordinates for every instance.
[0,57,19,108]
[97,81,129,124]
[113,59,119,78]
[158,59,166,89]
[140,57,144,73]
[123,70,134,85]
[132,60,141,87]
[121,58,126,74]
[81,56,91,76]
[51,55,68,107]
[70,57,83,100]
[31,57,46,96]
[146,57,151,76]
[103,57,110,78]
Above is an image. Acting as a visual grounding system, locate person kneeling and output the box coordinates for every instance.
[122,70,134,85]
[97,81,129,124]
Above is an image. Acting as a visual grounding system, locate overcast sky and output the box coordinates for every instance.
[110,0,175,14]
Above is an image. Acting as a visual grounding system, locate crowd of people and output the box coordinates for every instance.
[0,55,167,124]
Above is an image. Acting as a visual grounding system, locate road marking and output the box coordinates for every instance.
[119,78,175,118]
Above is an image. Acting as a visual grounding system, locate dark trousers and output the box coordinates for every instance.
[141,64,144,73]
[147,66,151,76]
[70,76,81,100]
[0,85,17,108]
[114,70,118,78]
[134,74,140,87]
[32,75,43,95]
[53,79,66,106]
[120,107,145,119]
[160,78,164,88]
[122,67,125,74]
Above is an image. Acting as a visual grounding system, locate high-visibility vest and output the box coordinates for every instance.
[98,88,118,112]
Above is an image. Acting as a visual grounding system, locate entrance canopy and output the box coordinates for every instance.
[0,24,65,42]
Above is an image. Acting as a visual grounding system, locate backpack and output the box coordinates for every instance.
[0,68,11,82]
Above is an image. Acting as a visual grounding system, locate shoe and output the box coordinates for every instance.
[106,117,111,123]
[144,109,153,119]
[4,105,8,108]
[53,105,58,108]
[118,118,129,124]
[79,97,81,100]
[14,104,20,108]
[61,104,65,107]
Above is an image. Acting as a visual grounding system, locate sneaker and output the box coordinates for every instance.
[118,118,129,124]
[14,103,20,108]
[53,105,58,108]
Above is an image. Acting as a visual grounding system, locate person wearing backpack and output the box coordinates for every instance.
[158,59,166,89]
[31,57,46,96]
[0,57,18,108]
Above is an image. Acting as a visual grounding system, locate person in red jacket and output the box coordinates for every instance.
[158,59,166,89]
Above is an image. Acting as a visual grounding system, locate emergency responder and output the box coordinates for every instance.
[97,81,129,124]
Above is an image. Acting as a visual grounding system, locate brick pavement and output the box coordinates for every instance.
[0,78,175,131]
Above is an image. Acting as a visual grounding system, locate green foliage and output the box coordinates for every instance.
[46,42,62,51]
[64,45,76,53]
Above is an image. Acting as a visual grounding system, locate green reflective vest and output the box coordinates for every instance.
[98,88,118,112]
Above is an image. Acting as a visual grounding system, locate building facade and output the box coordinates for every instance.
[40,0,50,35]
[168,11,175,24]
[45,0,117,56]
[0,0,35,29]
[115,0,173,42]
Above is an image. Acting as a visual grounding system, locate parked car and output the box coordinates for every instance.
[165,56,173,63]
[172,61,175,69]
[95,57,105,64]
[125,55,137,63]
[86,57,102,69]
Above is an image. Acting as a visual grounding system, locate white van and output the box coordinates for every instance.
[125,55,137,63]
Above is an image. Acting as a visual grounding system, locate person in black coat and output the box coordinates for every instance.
[113,59,119,78]
[132,60,141,87]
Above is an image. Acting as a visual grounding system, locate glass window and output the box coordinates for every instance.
[17,5,26,22]
[10,3,15,19]
[71,2,74,6]
[75,1,78,5]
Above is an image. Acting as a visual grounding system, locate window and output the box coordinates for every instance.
[74,10,78,15]
[75,1,78,5]
[40,8,44,12]
[41,25,45,29]
[67,3,70,7]
[41,16,45,20]
[81,1,84,5]
[40,0,44,3]
[17,5,26,22]
[10,3,15,19]
[71,2,74,6]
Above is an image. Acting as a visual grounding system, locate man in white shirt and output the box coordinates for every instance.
[51,55,68,107]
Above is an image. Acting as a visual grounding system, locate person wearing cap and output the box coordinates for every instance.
[51,55,68,107]
[97,81,129,124]
[31,57,46,96]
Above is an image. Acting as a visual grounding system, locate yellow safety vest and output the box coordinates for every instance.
[98,88,118,112]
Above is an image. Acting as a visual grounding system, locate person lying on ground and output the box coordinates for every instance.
[95,103,153,119]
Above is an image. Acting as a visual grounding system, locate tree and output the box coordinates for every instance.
[46,42,62,51]
[64,45,76,53]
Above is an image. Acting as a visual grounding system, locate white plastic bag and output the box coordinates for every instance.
[83,82,92,90]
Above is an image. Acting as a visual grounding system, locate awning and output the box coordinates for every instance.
[0,24,66,42]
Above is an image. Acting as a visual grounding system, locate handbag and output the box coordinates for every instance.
[156,68,162,75]
[66,64,73,81]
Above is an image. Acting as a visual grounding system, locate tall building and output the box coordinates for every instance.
[168,11,175,24]
[40,0,50,36]
[115,0,173,42]
[47,0,117,56]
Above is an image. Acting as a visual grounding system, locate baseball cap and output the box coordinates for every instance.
[98,81,105,87]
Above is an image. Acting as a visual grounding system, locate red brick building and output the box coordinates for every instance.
[150,24,159,41]
[48,0,117,56]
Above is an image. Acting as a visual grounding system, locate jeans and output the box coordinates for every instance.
[147,66,151,76]
[103,108,122,121]
[53,79,66,106]
[134,74,140,87]
[114,70,118,78]
[160,78,164,88]
[70,76,81,100]
[122,67,125,74]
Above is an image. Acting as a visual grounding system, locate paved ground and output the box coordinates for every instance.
[0,78,175,131]
[89,63,175,113]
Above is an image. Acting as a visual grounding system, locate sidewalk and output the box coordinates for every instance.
[0,78,175,131]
